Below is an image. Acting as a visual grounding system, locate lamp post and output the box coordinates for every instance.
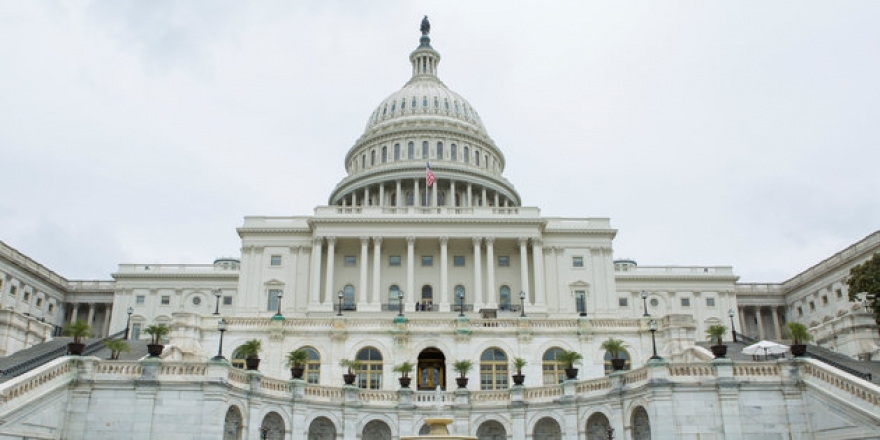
[337,291,344,316]
[274,290,284,318]
[640,291,649,317]
[648,319,661,360]
[124,306,133,340]
[259,426,269,440]
[212,318,227,361]
[397,291,404,317]
[213,288,222,315]
[606,426,614,440]
[457,291,465,317]
[728,309,737,342]
[519,291,526,318]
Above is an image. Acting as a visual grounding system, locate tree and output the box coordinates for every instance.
[846,252,880,326]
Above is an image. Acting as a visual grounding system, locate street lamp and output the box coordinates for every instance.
[212,318,227,361]
[457,291,465,317]
[728,309,737,342]
[519,291,527,318]
[398,291,404,317]
[337,291,344,316]
[213,289,222,315]
[648,319,661,360]
[640,291,649,317]
[124,306,133,340]
[274,290,284,318]
[606,426,615,440]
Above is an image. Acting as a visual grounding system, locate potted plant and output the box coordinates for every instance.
[556,350,583,380]
[144,324,171,358]
[453,359,473,389]
[706,324,728,358]
[339,359,362,385]
[393,361,415,388]
[286,349,309,379]
[63,320,91,356]
[511,357,527,386]
[601,338,630,371]
[240,339,262,370]
[785,322,813,357]
[102,339,131,360]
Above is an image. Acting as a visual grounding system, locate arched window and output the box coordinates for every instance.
[542,347,566,385]
[390,102,396,113]
[444,99,449,111]
[371,150,376,166]
[480,348,508,390]
[533,417,562,440]
[421,285,434,310]
[463,146,470,164]
[308,417,337,440]
[389,285,401,311]
[586,413,611,440]
[632,406,652,440]
[434,97,439,108]
[475,150,480,166]
[356,347,383,389]
[381,146,388,163]
[361,154,366,169]
[454,285,466,312]
[476,421,506,439]
[451,144,457,161]
[603,349,631,374]
[423,96,428,108]
[231,347,247,370]
[394,144,400,161]
[362,420,392,440]
[260,412,285,440]
[297,346,321,384]
[499,285,511,311]
[223,406,243,440]
[422,141,429,158]
[411,97,417,109]
[343,285,355,311]
[436,142,443,159]
[408,142,415,159]
[485,155,489,167]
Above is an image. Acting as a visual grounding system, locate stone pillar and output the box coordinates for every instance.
[406,236,415,311]
[396,180,402,208]
[358,237,369,308]
[414,178,420,208]
[324,236,337,307]
[756,306,766,340]
[379,184,385,206]
[467,183,473,207]
[440,237,449,311]
[310,237,323,307]
[518,237,530,300]
[371,236,383,307]
[737,307,746,337]
[485,237,496,307]
[532,238,545,308]
[450,180,456,207]
[481,187,487,207]
[102,304,111,337]
[772,306,782,340]
[86,303,95,328]
[431,180,437,207]
[473,237,483,309]
[364,187,369,206]
[494,192,499,207]
[70,303,79,324]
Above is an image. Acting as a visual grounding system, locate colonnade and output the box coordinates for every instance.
[66,302,113,337]
[736,305,786,341]
[339,177,515,209]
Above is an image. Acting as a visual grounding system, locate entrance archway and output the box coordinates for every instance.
[421,285,434,310]
[417,347,446,390]
[308,417,336,440]
[476,420,507,439]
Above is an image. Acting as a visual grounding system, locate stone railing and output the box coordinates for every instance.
[0,357,74,413]
[413,390,454,405]
[576,377,612,394]
[523,384,563,402]
[358,390,398,404]
[302,385,344,402]
[800,360,880,407]
[470,390,511,403]
[95,361,142,378]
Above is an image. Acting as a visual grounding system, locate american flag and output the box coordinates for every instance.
[426,162,435,187]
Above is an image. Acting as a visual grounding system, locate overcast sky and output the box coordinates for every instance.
[1,1,878,283]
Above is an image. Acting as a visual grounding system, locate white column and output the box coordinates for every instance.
[532,238,545,309]
[738,307,746,337]
[450,181,456,207]
[771,307,782,340]
[518,237,530,304]
[364,187,370,206]
[431,180,438,207]
[414,178,420,208]
[406,236,415,311]
[379,184,385,207]
[756,307,766,340]
[310,238,323,307]
[440,237,449,311]
[86,303,95,328]
[358,237,369,307]
[494,192,499,207]
[371,236,382,310]
[481,187,487,207]
[467,183,473,207]
[473,237,483,310]
[323,237,336,307]
[485,237,496,308]
[102,305,111,337]
[396,180,402,208]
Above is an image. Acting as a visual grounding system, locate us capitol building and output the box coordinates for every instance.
[0,18,878,440]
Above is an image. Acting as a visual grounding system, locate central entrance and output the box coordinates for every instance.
[417,348,446,390]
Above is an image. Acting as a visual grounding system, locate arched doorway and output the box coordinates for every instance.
[417,347,446,390]
[421,285,434,310]
[586,412,611,440]
[259,412,285,440]
[308,416,336,440]
[632,406,651,440]
[222,406,242,440]
[363,419,392,440]
[533,417,561,440]
[476,420,507,439]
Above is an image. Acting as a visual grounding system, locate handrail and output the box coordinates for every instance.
[736,332,758,344]
[804,350,873,381]
[0,330,127,379]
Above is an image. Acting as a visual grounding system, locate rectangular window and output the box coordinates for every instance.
[136,295,145,305]
[797,306,803,317]
[453,256,465,267]
[270,255,282,266]
[575,290,586,315]
[23,291,30,301]
[618,297,628,307]
[161,296,170,305]
[9,285,16,295]
[809,301,815,311]
[821,295,828,305]
[572,256,584,268]
[36,298,43,307]
[223,296,233,305]
[421,256,433,267]
[268,289,281,311]
[48,303,54,313]
[131,323,142,340]
[389,256,401,267]
[835,288,843,299]
[681,298,691,307]
[706,298,716,307]
[345,256,357,267]
[498,256,510,267]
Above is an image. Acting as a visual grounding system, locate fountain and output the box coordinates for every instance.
[401,418,477,439]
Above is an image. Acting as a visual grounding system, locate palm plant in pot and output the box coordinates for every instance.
[706,324,728,358]
[785,322,813,357]
[393,361,415,388]
[556,350,583,380]
[63,321,91,355]
[144,324,170,358]
[601,338,630,371]
[240,339,262,370]
[102,339,131,360]
[511,357,527,386]
[453,359,473,389]
[339,358,362,385]
[286,349,309,379]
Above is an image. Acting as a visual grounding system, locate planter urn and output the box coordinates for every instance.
[245,357,261,371]
[564,368,578,380]
[455,377,469,389]
[398,376,412,388]
[147,344,164,358]
[710,344,728,359]
[512,373,525,386]
[68,342,85,356]
[611,358,626,371]
[790,344,807,357]
[291,367,305,380]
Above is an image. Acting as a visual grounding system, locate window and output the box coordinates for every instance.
[603,349,631,374]
[270,255,282,266]
[542,347,566,385]
[797,306,803,317]
[48,303,54,314]
[436,142,443,159]
[388,285,402,310]
[809,302,815,312]
[650,298,659,307]
[371,150,376,165]
[475,151,480,166]
[464,146,470,163]
[161,296,170,305]
[421,256,433,267]
[356,347,383,389]
[451,144,457,161]
[453,285,465,311]
[836,288,843,300]
[572,256,584,268]
[136,295,145,305]
[681,298,691,307]
[575,290,586,315]
[381,146,387,163]
[480,348,508,390]
[345,256,356,267]
[223,296,233,305]
[267,289,281,311]
[23,291,30,301]
[394,144,400,160]
[499,285,511,310]
[706,298,716,307]
[303,347,321,384]
[389,256,401,267]
[192,296,202,306]
[36,297,43,307]
[422,141,429,158]
[498,256,510,267]
[343,285,355,310]
[453,256,465,267]
[618,297,628,307]
[361,154,366,169]
[408,141,414,159]
[9,285,16,295]
[131,323,142,340]
[821,295,828,305]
